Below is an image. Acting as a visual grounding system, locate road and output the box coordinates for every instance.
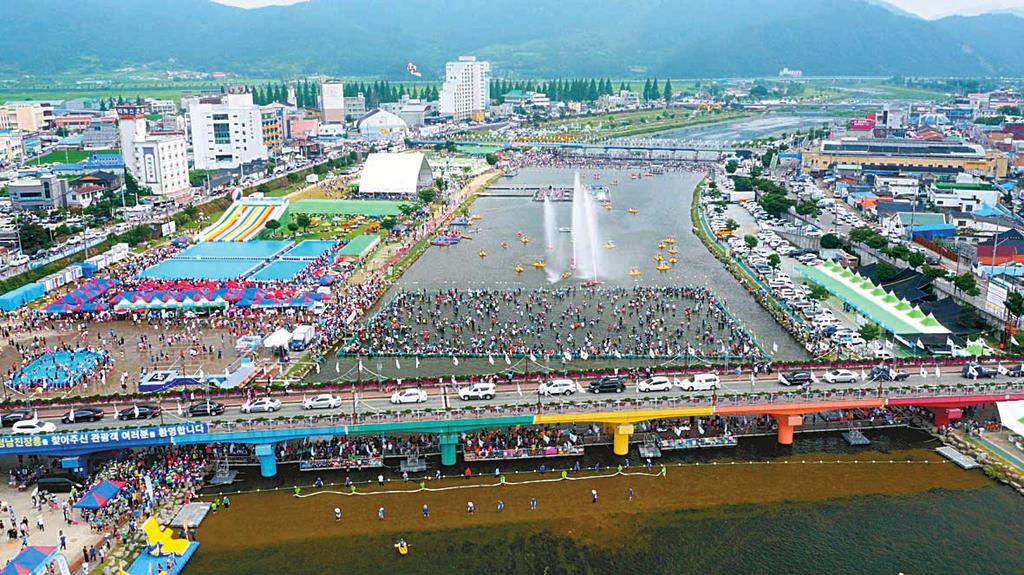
[8,366,1019,435]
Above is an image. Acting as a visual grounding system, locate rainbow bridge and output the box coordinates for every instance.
[5,383,1021,477]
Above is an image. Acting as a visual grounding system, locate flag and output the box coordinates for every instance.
[935,365,941,378]
[406,62,422,77]
[860,368,866,381]
[564,351,572,362]
[415,356,420,369]
[648,349,655,359]
[358,358,364,373]
[504,354,511,365]
[453,356,459,367]
[529,353,537,362]
[68,408,74,423]
[395,358,401,370]
[920,365,927,378]
[581,350,590,360]
[885,339,894,349]
[335,360,340,373]
[772,342,779,354]
[516,382,522,397]
[315,363,321,374]
[488,354,495,366]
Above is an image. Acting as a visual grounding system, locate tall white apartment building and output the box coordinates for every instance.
[185,92,267,170]
[319,78,346,124]
[439,56,490,121]
[135,136,190,196]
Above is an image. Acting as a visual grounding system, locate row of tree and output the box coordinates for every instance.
[244,79,321,108]
[344,81,439,106]
[641,78,674,102]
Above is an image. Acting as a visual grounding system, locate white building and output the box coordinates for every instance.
[135,136,190,196]
[0,132,24,166]
[146,99,177,116]
[439,56,490,121]
[185,92,268,170]
[319,78,345,124]
[344,94,366,120]
[358,109,408,141]
[117,104,148,176]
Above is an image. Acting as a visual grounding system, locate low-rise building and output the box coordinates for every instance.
[928,180,1001,213]
[8,174,69,210]
[0,131,23,167]
[803,138,1008,178]
[134,136,189,196]
[357,109,408,141]
[344,94,366,120]
[881,212,948,238]
[81,118,119,149]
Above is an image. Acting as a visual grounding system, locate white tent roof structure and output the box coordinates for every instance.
[359,152,433,196]
[263,328,292,349]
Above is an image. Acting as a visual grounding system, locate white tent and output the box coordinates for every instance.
[262,328,292,349]
[359,152,433,197]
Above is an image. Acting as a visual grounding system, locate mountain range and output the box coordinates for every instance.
[4,0,1024,78]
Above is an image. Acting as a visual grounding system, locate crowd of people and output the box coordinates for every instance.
[351,285,762,361]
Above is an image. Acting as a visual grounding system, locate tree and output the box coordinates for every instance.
[906,251,925,269]
[795,202,818,217]
[858,322,882,342]
[295,213,312,231]
[820,233,842,250]
[662,79,673,102]
[380,216,399,231]
[767,254,781,269]
[265,219,281,236]
[1006,291,1024,318]
[759,193,794,218]
[953,273,980,296]
[398,203,416,216]
[484,153,498,166]
[724,219,739,232]
[418,188,436,204]
[256,184,271,196]
[744,235,758,249]
[808,284,831,301]
[286,173,301,184]
[874,262,900,283]
[287,222,299,234]
[724,161,738,174]
[921,265,949,280]
[183,205,199,220]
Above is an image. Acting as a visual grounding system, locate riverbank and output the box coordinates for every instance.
[183,447,1020,574]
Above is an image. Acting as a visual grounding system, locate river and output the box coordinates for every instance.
[649,114,833,143]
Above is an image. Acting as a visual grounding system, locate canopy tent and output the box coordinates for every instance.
[997,401,1024,437]
[73,480,125,510]
[0,546,68,575]
[798,260,950,336]
[262,328,292,349]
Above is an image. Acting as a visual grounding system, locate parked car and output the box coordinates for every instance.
[1,409,33,427]
[960,362,997,379]
[36,474,85,494]
[390,388,428,405]
[240,397,282,414]
[187,401,225,417]
[778,371,814,386]
[998,364,1024,378]
[676,373,721,391]
[11,419,57,434]
[823,369,858,384]
[637,376,674,393]
[117,404,161,420]
[61,407,105,424]
[537,379,577,396]
[588,376,626,394]
[303,394,342,410]
[869,366,910,382]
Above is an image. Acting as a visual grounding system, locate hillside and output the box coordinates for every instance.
[2,0,1023,78]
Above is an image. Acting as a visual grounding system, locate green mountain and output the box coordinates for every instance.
[3,0,1023,78]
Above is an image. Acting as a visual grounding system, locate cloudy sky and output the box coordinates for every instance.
[213,0,1024,18]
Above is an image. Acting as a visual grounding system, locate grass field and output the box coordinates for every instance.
[29,149,118,165]
[290,199,410,217]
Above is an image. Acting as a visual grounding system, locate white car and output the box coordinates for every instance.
[390,388,428,405]
[240,397,282,413]
[823,369,858,384]
[302,393,342,410]
[637,376,674,393]
[677,373,721,391]
[11,419,56,435]
[457,382,496,401]
[538,378,577,396]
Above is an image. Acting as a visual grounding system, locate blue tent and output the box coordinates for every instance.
[0,546,60,575]
[73,480,124,510]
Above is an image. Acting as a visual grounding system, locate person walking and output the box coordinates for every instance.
[497,500,504,513]
[467,501,475,514]
[628,487,634,501]
[334,508,342,522]
[529,497,537,510]
[591,489,598,504]
[422,504,429,518]
[378,507,385,521]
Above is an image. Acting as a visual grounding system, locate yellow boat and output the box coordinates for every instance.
[478,250,487,258]
[520,236,530,244]
[471,215,482,220]
[653,254,664,262]
[669,257,678,264]
[667,248,678,255]
[658,243,666,250]
[395,540,410,556]
[627,208,639,214]
[602,202,613,210]
[514,265,524,273]
[627,268,642,277]
[663,237,677,244]
[531,260,546,269]
[656,264,671,272]
[605,241,616,249]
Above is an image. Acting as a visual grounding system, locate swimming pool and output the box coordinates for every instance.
[283,241,336,259]
[139,259,262,281]
[12,350,106,390]
[177,241,293,260]
[249,260,310,282]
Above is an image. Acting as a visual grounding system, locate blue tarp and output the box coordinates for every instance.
[0,283,45,312]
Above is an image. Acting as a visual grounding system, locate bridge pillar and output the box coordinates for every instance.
[929,408,963,428]
[775,415,803,445]
[440,433,458,467]
[255,444,278,478]
[611,424,634,456]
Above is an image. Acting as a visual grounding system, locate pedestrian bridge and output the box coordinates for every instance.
[408,139,741,154]
[4,383,1021,476]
